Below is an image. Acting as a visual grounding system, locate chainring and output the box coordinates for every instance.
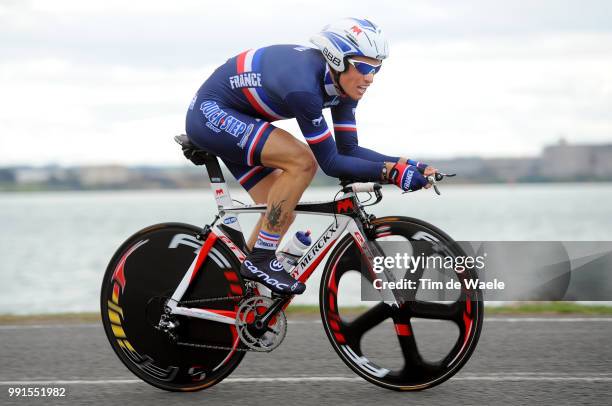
[236,296,287,352]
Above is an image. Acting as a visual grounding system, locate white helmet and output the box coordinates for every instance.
[310,18,389,72]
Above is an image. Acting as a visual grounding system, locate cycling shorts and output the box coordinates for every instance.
[185,97,277,190]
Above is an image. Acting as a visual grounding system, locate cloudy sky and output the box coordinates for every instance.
[1,0,611,166]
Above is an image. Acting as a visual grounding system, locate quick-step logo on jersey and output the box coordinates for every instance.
[237,124,255,149]
[200,101,253,138]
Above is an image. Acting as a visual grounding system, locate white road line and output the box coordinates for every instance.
[453,377,612,382]
[1,317,612,330]
[1,374,612,385]
[0,324,100,330]
[484,317,612,322]
[0,379,141,385]
[462,372,612,376]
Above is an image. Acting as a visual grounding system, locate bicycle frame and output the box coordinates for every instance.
[104,139,481,391]
[164,156,400,326]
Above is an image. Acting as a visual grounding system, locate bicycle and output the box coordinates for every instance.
[100,135,483,392]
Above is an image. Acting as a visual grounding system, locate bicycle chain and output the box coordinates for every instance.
[176,339,252,352]
[173,288,260,352]
[177,294,247,306]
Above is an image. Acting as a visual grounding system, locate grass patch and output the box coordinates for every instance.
[1,302,611,324]
[484,302,612,315]
[285,304,371,316]
[0,312,101,325]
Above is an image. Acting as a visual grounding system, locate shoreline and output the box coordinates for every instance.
[3,181,612,194]
[2,303,612,325]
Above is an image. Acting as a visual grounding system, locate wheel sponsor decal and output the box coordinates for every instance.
[112,239,149,292]
[169,233,203,253]
[108,238,181,381]
[340,345,390,378]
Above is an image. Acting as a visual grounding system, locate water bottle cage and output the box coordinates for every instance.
[277,251,301,267]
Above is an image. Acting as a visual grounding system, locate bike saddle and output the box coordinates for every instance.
[174,134,208,153]
[174,134,217,166]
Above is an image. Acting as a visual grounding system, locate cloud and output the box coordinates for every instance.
[1,1,611,165]
[353,33,612,158]
[3,1,611,67]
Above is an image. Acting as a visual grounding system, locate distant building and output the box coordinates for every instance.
[4,139,612,191]
[0,168,16,183]
[481,158,539,182]
[592,144,612,178]
[14,168,53,184]
[541,139,612,179]
[428,157,539,182]
[78,166,131,186]
[428,157,485,178]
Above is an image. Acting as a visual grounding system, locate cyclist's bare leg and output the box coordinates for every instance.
[239,128,316,294]
[256,128,317,236]
[246,169,296,250]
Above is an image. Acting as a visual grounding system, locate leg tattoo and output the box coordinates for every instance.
[266,199,286,232]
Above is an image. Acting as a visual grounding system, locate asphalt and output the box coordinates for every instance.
[1,316,611,406]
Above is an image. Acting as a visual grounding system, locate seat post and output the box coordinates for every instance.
[201,153,233,210]
[173,133,234,209]
[201,152,248,252]
[202,153,225,184]
[172,135,250,254]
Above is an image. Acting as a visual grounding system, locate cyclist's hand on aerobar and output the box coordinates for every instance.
[420,164,438,177]
[406,159,438,178]
[388,161,430,192]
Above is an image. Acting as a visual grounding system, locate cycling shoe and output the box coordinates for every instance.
[240,250,306,295]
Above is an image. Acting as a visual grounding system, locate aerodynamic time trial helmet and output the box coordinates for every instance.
[310,18,389,72]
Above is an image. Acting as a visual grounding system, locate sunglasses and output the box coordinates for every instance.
[347,58,382,75]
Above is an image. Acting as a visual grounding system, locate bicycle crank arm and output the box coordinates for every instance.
[256,296,291,331]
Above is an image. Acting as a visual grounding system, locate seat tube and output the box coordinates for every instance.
[202,154,233,210]
[203,155,247,244]
[210,181,233,209]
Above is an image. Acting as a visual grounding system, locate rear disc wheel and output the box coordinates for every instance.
[100,223,246,391]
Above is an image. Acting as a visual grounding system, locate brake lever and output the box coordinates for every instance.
[427,172,456,195]
[402,172,456,195]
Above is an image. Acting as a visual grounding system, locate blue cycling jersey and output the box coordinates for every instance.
[188,44,399,183]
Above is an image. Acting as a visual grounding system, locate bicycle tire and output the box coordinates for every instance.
[319,216,484,391]
[100,222,246,392]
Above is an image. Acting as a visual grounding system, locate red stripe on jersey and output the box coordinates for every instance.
[306,130,332,145]
[239,166,264,185]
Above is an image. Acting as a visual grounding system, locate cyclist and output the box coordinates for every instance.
[185,18,437,295]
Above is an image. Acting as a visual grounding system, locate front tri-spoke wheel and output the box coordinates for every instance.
[320,216,483,391]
